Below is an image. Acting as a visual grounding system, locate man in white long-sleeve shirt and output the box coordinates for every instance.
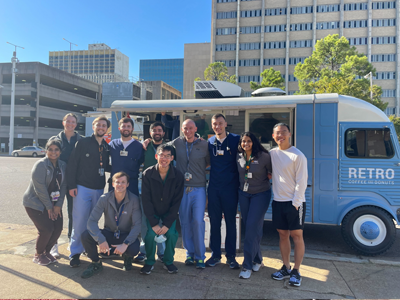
[270,123,307,287]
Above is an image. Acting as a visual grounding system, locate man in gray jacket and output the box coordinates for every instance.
[80,172,141,278]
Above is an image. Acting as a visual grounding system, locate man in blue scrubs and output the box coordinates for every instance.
[109,117,143,197]
[206,113,240,269]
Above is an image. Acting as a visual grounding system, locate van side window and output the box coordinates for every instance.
[345,128,394,158]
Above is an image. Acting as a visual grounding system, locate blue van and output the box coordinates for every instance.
[103,93,399,256]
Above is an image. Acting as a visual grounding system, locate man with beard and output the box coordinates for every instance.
[108,117,144,197]
[67,116,111,267]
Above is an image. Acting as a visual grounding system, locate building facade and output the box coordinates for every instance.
[0,62,101,151]
[142,81,182,100]
[49,43,129,85]
[211,0,399,115]
[139,59,184,93]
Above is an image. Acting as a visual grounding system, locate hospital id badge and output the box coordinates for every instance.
[243,183,249,192]
[247,173,253,178]
[217,150,224,155]
[99,168,105,176]
[120,150,128,156]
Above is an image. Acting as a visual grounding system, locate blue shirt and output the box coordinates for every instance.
[208,133,240,190]
[109,139,144,196]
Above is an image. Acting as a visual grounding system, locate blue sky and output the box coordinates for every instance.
[0,0,211,79]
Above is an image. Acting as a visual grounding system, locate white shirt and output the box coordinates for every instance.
[270,146,308,207]
[121,138,134,150]
[216,136,227,144]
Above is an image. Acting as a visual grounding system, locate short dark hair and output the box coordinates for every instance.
[238,132,268,157]
[273,123,290,132]
[112,171,130,183]
[93,116,111,128]
[45,139,62,151]
[63,113,78,123]
[211,113,226,121]
[150,121,165,132]
[118,117,134,128]
[156,144,174,156]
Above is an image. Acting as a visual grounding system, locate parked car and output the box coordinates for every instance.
[12,146,45,157]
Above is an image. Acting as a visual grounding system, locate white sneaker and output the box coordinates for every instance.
[50,244,60,258]
[239,268,252,279]
[252,262,264,272]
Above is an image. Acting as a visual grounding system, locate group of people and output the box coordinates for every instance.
[23,111,307,287]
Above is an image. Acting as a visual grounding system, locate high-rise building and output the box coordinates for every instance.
[49,43,129,85]
[211,0,399,115]
[141,81,182,100]
[139,59,184,93]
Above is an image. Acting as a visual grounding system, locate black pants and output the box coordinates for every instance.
[66,193,73,239]
[25,206,63,254]
[81,229,140,262]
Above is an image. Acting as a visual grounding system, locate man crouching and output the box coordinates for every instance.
[80,172,141,278]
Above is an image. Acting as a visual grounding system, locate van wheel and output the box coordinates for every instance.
[13,153,19,157]
[32,152,37,157]
[341,206,396,256]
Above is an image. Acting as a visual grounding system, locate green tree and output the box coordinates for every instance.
[294,34,388,111]
[195,62,237,84]
[389,115,400,142]
[250,67,285,91]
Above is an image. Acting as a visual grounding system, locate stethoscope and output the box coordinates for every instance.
[212,132,231,156]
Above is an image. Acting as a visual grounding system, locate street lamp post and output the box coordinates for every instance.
[63,38,78,74]
[6,42,24,156]
[364,72,373,102]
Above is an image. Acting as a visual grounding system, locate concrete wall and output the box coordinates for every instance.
[183,43,211,99]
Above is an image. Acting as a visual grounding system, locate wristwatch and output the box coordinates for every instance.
[123,239,130,246]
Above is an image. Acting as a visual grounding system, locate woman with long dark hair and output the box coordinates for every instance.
[237,132,272,279]
[23,139,67,266]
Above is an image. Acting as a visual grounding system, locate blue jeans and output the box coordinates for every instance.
[238,189,272,270]
[139,196,165,257]
[179,187,206,261]
[69,185,103,258]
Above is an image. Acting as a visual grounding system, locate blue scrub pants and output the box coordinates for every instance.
[179,187,206,261]
[139,197,165,257]
[207,187,238,259]
[69,185,103,258]
[239,189,272,270]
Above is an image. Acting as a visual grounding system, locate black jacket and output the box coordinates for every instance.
[67,134,110,190]
[142,164,184,228]
[49,131,83,164]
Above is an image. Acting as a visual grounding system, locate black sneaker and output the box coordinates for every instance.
[123,254,133,271]
[288,268,302,287]
[140,264,154,275]
[271,264,292,280]
[205,256,221,267]
[226,257,240,269]
[163,263,178,274]
[134,252,146,263]
[69,254,81,268]
[81,261,103,279]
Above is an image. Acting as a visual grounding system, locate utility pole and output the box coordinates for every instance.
[364,72,373,102]
[6,42,24,155]
[63,38,78,74]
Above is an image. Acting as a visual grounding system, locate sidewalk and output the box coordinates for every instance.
[0,222,399,299]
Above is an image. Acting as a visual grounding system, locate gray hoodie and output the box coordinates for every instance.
[87,190,141,246]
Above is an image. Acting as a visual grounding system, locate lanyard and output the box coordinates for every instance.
[99,144,104,169]
[185,141,194,169]
[212,133,231,156]
[244,154,253,181]
[115,203,125,230]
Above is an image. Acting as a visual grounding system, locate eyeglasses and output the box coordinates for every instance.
[157,154,171,159]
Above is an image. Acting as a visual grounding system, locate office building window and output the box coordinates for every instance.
[240,26,261,34]
[217,0,237,2]
[291,6,313,14]
[349,37,368,45]
[290,23,313,31]
[238,75,260,83]
[265,24,286,32]
[384,106,396,115]
[244,91,253,97]
[240,10,262,17]
[372,1,396,9]
[264,58,286,66]
[371,36,396,44]
[216,27,237,35]
[289,57,307,65]
[288,75,298,82]
[372,19,396,27]
[317,21,340,29]
[216,43,237,51]
[343,20,367,28]
[265,8,287,16]
[240,42,261,50]
[217,60,236,67]
[371,54,396,62]
[374,72,396,79]
[287,91,297,95]
[344,3,368,10]
[239,59,261,66]
[290,40,312,48]
[316,4,340,12]
[217,11,237,19]
[264,41,286,49]
[382,89,396,98]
